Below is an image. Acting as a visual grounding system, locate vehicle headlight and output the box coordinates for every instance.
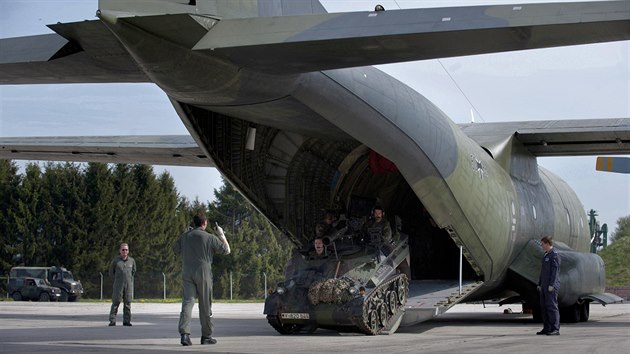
[276,287,286,295]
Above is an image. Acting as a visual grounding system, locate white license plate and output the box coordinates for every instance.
[280,312,309,320]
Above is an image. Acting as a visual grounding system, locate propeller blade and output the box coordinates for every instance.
[596,156,630,174]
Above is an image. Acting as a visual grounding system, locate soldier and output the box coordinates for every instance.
[108,242,136,326]
[364,206,392,244]
[315,210,337,238]
[537,236,561,336]
[309,237,326,259]
[173,213,231,346]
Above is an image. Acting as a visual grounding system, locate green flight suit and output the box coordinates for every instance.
[173,227,229,338]
[109,255,136,324]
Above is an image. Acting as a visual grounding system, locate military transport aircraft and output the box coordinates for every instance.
[1,0,629,333]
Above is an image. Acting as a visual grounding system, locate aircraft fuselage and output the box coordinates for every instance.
[99,9,595,309]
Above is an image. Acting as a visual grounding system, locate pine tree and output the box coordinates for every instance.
[12,163,44,266]
[39,162,88,267]
[79,163,116,282]
[0,160,21,272]
[209,178,294,299]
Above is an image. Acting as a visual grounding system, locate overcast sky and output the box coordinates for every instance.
[0,0,628,234]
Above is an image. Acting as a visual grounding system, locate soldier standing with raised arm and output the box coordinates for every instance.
[108,242,136,326]
[174,212,231,346]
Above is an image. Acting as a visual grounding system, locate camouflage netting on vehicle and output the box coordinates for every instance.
[308,277,354,305]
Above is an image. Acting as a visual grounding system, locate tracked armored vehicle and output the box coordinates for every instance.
[264,220,410,335]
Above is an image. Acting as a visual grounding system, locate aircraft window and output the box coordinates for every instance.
[532,205,537,220]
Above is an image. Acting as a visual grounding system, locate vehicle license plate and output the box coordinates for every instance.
[280,313,309,320]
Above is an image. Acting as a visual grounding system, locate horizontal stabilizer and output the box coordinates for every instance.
[0,20,148,84]
[0,135,212,167]
[596,156,630,174]
[195,1,630,74]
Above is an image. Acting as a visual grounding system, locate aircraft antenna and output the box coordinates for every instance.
[438,59,485,123]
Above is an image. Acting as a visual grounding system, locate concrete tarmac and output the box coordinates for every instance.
[0,301,627,353]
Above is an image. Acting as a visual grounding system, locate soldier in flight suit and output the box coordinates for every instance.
[173,213,231,346]
[537,236,561,335]
[108,242,136,326]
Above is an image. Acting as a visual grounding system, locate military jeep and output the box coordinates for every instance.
[9,277,62,302]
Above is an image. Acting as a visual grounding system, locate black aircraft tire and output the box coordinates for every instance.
[579,302,590,322]
[531,305,542,323]
[560,303,580,323]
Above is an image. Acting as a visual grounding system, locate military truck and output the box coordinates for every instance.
[10,266,84,302]
[264,217,410,335]
[9,277,62,302]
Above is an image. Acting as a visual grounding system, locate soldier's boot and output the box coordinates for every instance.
[201,336,217,345]
[180,334,192,346]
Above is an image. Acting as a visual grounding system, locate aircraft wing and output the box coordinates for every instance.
[3,118,628,166]
[460,118,630,157]
[2,1,629,83]
[0,135,212,167]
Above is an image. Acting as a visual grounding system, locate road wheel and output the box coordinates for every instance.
[39,292,50,302]
[12,292,22,301]
[59,290,69,302]
[377,303,388,326]
[387,290,398,314]
[368,309,379,333]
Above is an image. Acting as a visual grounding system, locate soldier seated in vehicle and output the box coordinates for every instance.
[363,205,393,246]
[315,210,338,239]
[309,237,327,260]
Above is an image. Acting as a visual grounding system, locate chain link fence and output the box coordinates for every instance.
[78,271,180,300]
[77,271,275,300]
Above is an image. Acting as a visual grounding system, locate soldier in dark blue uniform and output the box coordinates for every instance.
[537,236,561,335]
[108,243,136,326]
